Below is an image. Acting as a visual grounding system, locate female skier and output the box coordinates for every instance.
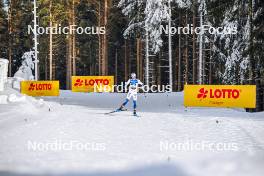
[118,73,144,116]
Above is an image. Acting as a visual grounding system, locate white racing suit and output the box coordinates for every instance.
[121,79,143,110]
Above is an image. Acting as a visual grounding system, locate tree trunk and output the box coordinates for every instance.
[178,34,182,91]
[248,0,255,83]
[136,38,141,80]
[49,0,53,80]
[66,34,72,90]
[102,0,108,75]
[66,4,73,90]
[137,37,144,82]
[128,41,131,75]
[157,52,161,85]
[124,40,129,80]
[177,15,182,91]
[184,13,189,85]
[168,0,173,88]
[192,0,197,84]
[72,0,77,76]
[115,48,118,85]
[199,8,204,84]
[45,56,48,80]
[145,29,149,86]
[209,41,213,84]
[140,40,143,81]
[8,0,12,77]
[89,43,94,75]
[175,44,178,91]
[98,1,102,75]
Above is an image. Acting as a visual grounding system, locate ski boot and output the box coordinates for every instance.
[118,105,126,112]
[133,109,137,116]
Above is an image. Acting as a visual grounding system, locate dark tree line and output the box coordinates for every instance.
[0,0,263,90]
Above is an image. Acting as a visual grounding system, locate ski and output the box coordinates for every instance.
[105,108,127,115]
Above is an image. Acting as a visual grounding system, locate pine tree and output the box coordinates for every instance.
[0,0,8,59]
[207,0,261,84]
[252,0,264,79]
[5,0,33,76]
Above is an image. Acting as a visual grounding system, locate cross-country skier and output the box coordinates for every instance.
[118,73,144,116]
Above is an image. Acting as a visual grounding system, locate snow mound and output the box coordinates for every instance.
[0,81,47,110]
[0,95,8,104]
[7,94,26,103]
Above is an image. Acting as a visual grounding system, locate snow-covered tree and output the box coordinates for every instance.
[118,0,145,37]
[211,0,254,84]
[14,51,35,80]
[144,0,169,53]
[119,0,191,53]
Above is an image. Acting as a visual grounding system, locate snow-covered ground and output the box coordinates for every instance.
[0,88,264,176]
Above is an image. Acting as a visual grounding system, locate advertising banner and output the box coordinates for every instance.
[72,76,114,92]
[21,81,60,96]
[184,85,256,108]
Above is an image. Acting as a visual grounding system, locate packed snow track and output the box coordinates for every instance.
[0,90,264,176]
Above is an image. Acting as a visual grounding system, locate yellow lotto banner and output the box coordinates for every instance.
[184,85,256,108]
[21,81,60,96]
[72,76,114,92]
